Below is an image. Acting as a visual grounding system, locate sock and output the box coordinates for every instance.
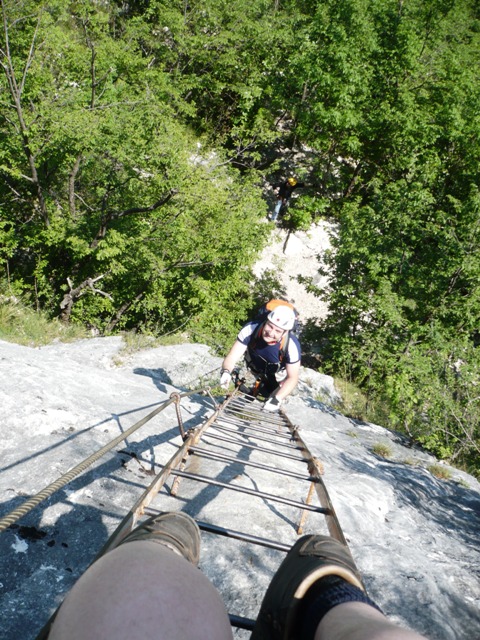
[300,575,383,640]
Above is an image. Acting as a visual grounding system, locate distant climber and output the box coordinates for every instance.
[219,302,301,412]
[271,176,305,221]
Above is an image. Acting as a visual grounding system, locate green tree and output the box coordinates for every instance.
[0,0,267,348]
[306,0,480,469]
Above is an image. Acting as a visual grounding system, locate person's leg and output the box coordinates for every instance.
[262,373,279,397]
[314,601,424,640]
[48,513,233,640]
[272,199,283,221]
[251,535,427,640]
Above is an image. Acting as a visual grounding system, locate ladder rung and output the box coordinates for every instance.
[228,613,255,631]
[203,432,306,461]
[190,446,313,481]
[211,423,301,449]
[196,519,292,551]
[170,469,329,514]
[215,415,293,440]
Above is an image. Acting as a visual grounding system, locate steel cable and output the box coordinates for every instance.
[0,388,206,534]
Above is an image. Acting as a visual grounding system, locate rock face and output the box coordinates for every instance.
[252,221,334,321]
[0,337,479,640]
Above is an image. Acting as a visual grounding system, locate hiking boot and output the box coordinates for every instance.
[251,535,365,640]
[120,511,200,565]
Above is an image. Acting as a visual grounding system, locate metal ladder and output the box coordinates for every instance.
[93,390,351,635]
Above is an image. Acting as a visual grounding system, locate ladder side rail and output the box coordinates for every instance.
[97,394,238,556]
[281,410,348,545]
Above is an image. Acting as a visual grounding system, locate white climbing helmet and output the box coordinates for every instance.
[267,305,296,331]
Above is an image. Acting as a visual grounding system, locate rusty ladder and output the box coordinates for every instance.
[89,389,349,635]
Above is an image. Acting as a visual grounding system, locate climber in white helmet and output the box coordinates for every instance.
[220,304,301,412]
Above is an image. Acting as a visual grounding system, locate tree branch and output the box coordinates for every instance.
[90,188,179,249]
[68,155,83,218]
[0,1,49,226]
[115,188,179,219]
[106,290,145,333]
[59,274,112,323]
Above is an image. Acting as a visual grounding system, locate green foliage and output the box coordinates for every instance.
[300,0,480,473]
[250,269,286,309]
[0,0,268,347]
[331,377,367,420]
[135,0,296,156]
[331,375,390,426]
[282,205,312,231]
